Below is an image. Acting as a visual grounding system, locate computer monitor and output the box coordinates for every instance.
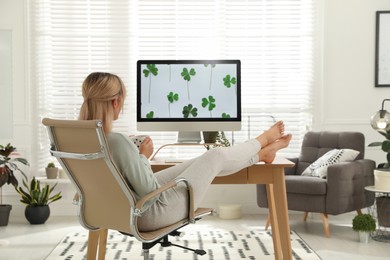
[137,60,241,143]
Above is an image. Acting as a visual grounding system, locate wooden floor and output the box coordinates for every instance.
[0,213,388,260]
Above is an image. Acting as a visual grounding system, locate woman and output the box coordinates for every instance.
[79,72,292,231]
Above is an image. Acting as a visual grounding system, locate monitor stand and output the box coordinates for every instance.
[177,131,201,143]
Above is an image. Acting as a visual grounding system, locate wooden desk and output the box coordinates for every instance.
[151,157,295,260]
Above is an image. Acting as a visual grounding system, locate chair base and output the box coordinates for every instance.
[87,229,207,260]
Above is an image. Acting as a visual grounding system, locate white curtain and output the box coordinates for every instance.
[29,0,316,171]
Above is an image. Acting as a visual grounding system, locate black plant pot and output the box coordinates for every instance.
[25,205,50,225]
[202,131,218,143]
[0,204,12,226]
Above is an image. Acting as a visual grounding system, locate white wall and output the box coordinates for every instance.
[1,0,390,218]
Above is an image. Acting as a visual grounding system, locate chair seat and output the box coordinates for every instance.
[138,207,214,241]
[285,176,327,195]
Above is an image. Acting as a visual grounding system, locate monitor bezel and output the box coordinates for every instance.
[136,59,241,129]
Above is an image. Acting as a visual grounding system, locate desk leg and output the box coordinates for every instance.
[273,170,292,260]
[266,184,282,260]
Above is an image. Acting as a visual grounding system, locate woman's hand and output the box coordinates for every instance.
[138,137,154,159]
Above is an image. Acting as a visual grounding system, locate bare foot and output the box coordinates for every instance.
[256,121,285,148]
[258,134,292,163]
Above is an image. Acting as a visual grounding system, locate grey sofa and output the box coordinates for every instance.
[257,131,376,237]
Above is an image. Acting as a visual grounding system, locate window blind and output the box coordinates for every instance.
[29,0,316,171]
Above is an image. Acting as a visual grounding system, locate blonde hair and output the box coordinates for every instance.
[79,72,126,133]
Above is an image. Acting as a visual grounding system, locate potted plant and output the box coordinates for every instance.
[369,128,390,226]
[15,177,62,224]
[203,131,231,150]
[45,162,58,179]
[0,143,29,226]
[352,213,376,243]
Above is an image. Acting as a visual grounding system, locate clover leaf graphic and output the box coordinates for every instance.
[181,67,196,100]
[223,74,236,88]
[182,104,198,118]
[146,111,154,118]
[143,64,158,103]
[222,113,231,118]
[167,92,179,117]
[204,64,216,90]
[202,96,216,117]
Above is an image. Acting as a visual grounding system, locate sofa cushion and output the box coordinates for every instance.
[301,149,359,178]
[285,175,327,195]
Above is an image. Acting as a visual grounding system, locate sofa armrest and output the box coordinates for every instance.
[285,157,299,175]
[326,159,376,214]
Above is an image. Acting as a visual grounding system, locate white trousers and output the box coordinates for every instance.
[137,139,261,231]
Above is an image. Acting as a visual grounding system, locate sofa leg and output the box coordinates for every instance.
[265,214,271,230]
[303,212,309,221]
[321,213,331,238]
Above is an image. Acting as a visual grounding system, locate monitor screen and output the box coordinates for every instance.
[137,60,241,142]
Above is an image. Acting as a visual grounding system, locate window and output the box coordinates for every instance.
[29,0,316,171]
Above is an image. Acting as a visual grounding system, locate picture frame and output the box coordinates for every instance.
[375,11,390,87]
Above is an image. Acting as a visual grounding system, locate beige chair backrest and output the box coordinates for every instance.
[42,118,136,234]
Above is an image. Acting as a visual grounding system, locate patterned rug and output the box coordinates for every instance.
[46,225,321,260]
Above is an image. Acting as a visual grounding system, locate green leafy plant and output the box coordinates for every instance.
[222,113,231,118]
[181,67,196,100]
[143,64,158,104]
[223,74,237,88]
[368,129,390,169]
[0,143,29,204]
[146,111,154,118]
[201,96,216,117]
[352,214,376,232]
[46,162,56,168]
[167,92,179,117]
[182,104,198,118]
[16,177,62,207]
[204,131,231,150]
[204,64,216,89]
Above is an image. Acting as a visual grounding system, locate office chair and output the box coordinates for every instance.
[42,118,213,260]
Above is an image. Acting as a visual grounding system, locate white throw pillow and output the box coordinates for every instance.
[301,149,360,178]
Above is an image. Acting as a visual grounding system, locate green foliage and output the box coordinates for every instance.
[46,162,56,168]
[146,111,154,118]
[182,104,198,118]
[143,64,159,104]
[368,129,390,168]
[167,92,179,103]
[204,131,231,150]
[181,68,196,81]
[201,96,216,111]
[0,143,29,188]
[15,177,62,207]
[352,214,376,232]
[181,67,196,99]
[143,64,158,77]
[222,113,231,118]
[223,74,237,88]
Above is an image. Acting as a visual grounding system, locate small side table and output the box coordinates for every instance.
[365,186,390,242]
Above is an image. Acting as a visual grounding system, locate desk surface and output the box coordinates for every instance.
[151,157,295,184]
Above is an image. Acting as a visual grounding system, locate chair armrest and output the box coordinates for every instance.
[326,159,376,214]
[135,177,195,222]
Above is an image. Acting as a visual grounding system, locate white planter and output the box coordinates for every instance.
[374,169,390,192]
[358,231,371,243]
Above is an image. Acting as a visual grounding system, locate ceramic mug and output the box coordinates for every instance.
[129,135,148,149]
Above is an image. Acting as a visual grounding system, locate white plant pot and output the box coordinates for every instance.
[374,169,390,192]
[45,168,58,179]
[358,231,371,243]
